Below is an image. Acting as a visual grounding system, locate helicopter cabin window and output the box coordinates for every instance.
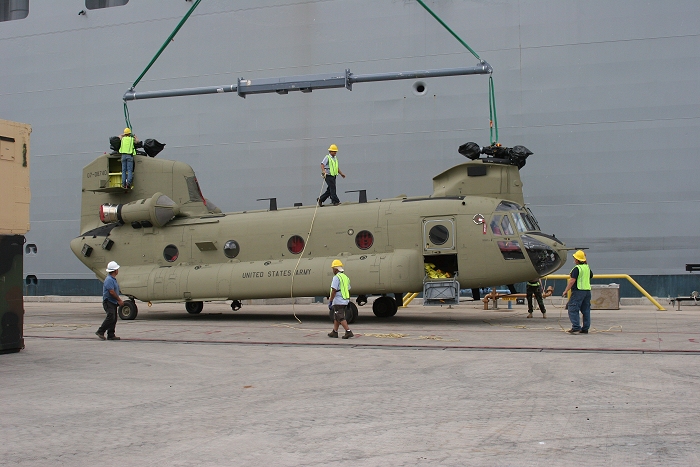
[223,240,240,259]
[512,211,538,233]
[287,235,304,254]
[428,225,449,245]
[490,215,514,236]
[0,0,29,21]
[85,0,128,9]
[355,230,373,250]
[163,244,179,262]
[495,200,521,211]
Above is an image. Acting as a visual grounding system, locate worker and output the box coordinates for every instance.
[327,259,354,339]
[526,278,547,318]
[562,250,593,334]
[96,261,124,341]
[119,127,139,189]
[319,144,346,206]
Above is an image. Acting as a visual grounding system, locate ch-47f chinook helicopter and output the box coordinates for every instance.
[70,137,568,322]
[71,47,568,321]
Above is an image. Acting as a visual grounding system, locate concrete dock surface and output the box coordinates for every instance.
[2,299,700,466]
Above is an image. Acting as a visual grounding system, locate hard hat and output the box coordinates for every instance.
[331,259,343,269]
[573,250,587,262]
[328,144,338,152]
[123,128,131,134]
[106,261,120,272]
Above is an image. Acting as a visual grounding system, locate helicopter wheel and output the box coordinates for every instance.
[230,300,242,311]
[185,301,204,314]
[328,302,359,324]
[372,296,397,318]
[118,299,138,320]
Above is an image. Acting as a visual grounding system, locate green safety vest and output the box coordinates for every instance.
[119,135,136,156]
[572,264,591,290]
[331,272,350,299]
[527,281,540,287]
[328,155,339,176]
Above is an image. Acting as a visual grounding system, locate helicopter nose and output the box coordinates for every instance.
[520,234,565,276]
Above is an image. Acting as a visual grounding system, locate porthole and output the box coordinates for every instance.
[355,230,374,250]
[163,244,179,262]
[223,240,240,259]
[412,81,427,96]
[428,225,449,245]
[287,235,305,254]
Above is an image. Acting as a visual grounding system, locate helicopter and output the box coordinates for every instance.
[70,140,568,322]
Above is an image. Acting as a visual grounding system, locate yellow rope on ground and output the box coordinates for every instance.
[26,323,92,330]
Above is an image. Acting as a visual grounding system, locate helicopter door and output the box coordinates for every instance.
[423,218,456,253]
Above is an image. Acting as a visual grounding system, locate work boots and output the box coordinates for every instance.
[342,330,354,339]
[328,330,338,338]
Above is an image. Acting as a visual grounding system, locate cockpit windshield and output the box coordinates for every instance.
[495,200,521,211]
[512,211,539,233]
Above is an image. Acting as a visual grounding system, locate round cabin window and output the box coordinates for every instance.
[223,240,240,259]
[355,230,374,250]
[287,235,305,254]
[428,225,449,245]
[163,244,179,262]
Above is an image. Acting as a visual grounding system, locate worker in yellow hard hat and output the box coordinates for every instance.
[119,127,139,189]
[319,143,346,206]
[561,250,593,334]
[328,259,353,339]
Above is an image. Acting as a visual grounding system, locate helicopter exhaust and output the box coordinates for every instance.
[99,192,179,228]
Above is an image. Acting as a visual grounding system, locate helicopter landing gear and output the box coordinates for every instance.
[356,295,368,306]
[118,299,138,320]
[185,301,204,314]
[372,296,397,318]
[328,302,358,324]
[230,300,242,311]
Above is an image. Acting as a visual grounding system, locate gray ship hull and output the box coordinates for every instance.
[2,0,698,297]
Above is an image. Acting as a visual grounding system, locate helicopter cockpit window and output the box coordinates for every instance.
[511,212,529,233]
[223,240,240,259]
[163,244,179,262]
[490,215,514,236]
[495,201,521,211]
[428,225,449,245]
[524,207,541,231]
[287,235,305,254]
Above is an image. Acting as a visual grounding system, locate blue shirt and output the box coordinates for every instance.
[103,274,120,304]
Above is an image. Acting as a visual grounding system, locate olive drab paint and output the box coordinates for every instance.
[70,144,568,318]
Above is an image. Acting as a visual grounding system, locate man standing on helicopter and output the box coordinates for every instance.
[319,144,346,206]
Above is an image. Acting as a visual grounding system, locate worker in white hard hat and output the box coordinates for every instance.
[327,259,353,339]
[318,144,346,207]
[561,250,593,334]
[119,127,140,190]
[96,261,124,340]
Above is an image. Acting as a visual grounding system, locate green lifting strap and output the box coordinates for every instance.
[124,0,203,129]
[415,0,498,143]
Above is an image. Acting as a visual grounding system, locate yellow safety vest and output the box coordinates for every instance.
[119,135,136,156]
[573,264,591,290]
[328,155,339,176]
[331,272,350,299]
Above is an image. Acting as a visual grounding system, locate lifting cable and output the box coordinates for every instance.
[123,0,203,130]
[415,0,498,144]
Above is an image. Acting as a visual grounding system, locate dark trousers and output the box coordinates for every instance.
[98,300,118,337]
[526,284,546,313]
[319,175,339,204]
